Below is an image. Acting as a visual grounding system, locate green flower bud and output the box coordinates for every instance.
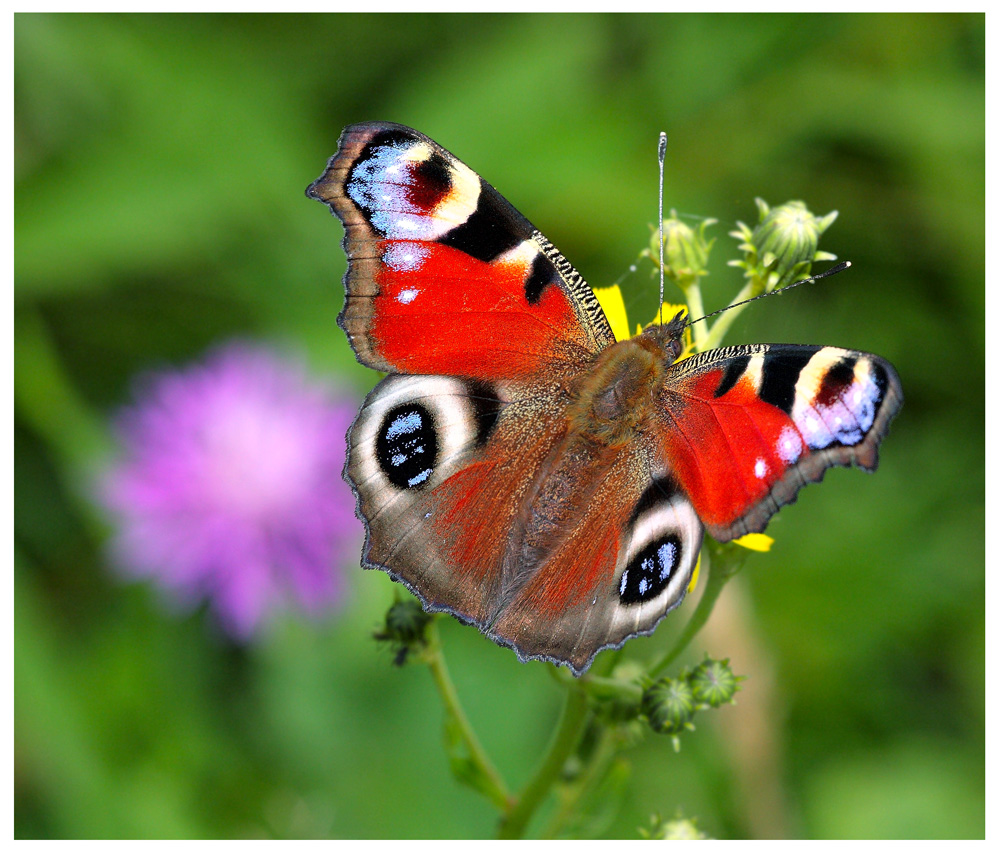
[383,598,430,643]
[659,818,709,840]
[374,598,431,665]
[730,198,838,293]
[689,657,742,708]
[641,676,696,737]
[640,815,709,839]
[650,211,716,292]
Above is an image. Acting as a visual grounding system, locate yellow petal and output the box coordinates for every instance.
[592,285,630,343]
[732,533,774,552]
[687,551,702,593]
[641,302,687,332]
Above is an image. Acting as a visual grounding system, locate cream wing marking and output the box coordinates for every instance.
[349,375,504,515]
[607,486,702,639]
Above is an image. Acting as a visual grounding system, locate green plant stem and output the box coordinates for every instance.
[14,308,113,542]
[540,725,621,839]
[497,684,590,839]
[14,308,112,476]
[647,546,739,679]
[422,619,511,811]
[578,674,643,704]
[684,281,708,351]
[700,278,759,351]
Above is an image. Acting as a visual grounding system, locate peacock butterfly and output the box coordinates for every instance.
[307,122,902,674]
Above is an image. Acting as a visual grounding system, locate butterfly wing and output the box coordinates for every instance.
[346,371,564,627]
[347,370,703,672]
[654,343,903,540]
[307,122,615,378]
[489,461,703,672]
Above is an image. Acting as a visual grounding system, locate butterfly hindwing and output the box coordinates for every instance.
[492,470,702,672]
[656,343,903,540]
[348,372,572,626]
[307,122,615,379]
[349,371,702,673]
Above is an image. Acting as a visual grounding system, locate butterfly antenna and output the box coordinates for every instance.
[684,261,852,330]
[657,131,667,326]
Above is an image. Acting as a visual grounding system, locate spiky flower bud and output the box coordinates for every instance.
[641,676,696,737]
[689,658,742,708]
[650,211,716,292]
[730,198,838,292]
[374,598,431,665]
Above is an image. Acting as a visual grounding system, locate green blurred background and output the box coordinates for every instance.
[14,13,984,839]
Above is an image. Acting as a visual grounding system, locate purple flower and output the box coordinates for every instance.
[98,342,360,640]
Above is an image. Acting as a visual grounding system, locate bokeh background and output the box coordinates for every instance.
[14,13,984,839]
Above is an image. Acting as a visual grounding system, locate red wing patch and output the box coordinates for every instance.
[423,447,543,623]
[657,344,903,540]
[307,122,614,379]
[358,239,583,377]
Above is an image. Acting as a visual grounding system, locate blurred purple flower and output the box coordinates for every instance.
[98,342,360,640]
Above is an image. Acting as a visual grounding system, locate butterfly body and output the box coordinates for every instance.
[308,122,902,673]
[568,322,681,446]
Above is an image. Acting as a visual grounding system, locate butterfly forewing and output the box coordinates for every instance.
[656,343,903,540]
[307,122,615,379]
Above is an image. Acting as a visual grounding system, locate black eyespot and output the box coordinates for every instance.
[408,151,453,211]
[618,534,682,605]
[376,403,438,490]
